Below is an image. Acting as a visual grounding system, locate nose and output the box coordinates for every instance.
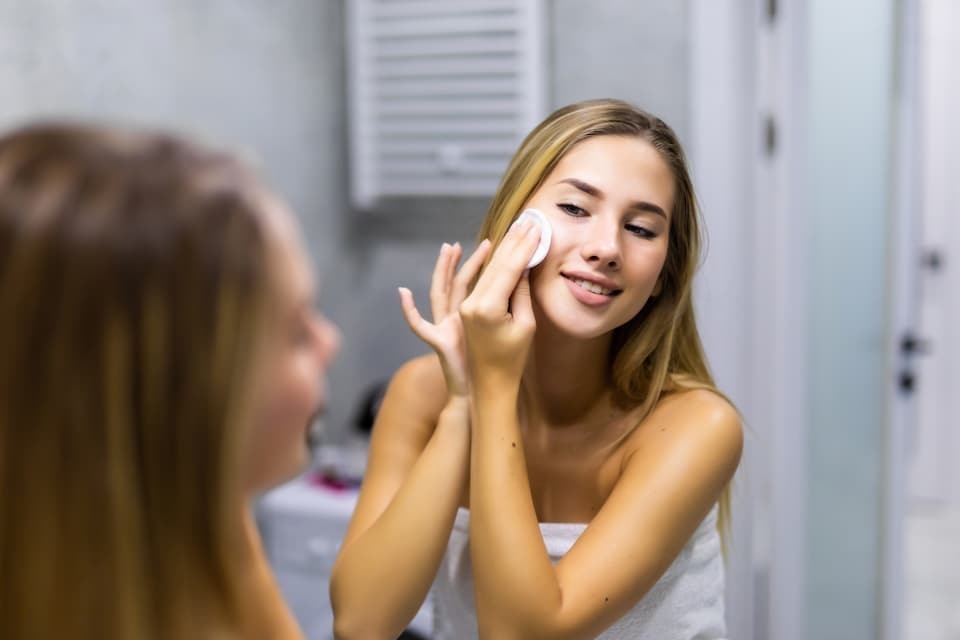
[315,315,341,367]
[580,217,621,269]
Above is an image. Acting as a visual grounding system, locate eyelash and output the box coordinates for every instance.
[558,202,587,217]
[557,203,658,239]
[292,318,315,346]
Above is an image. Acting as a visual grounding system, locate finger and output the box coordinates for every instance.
[399,287,439,347]
[429,243,452,321]
[509,270,535,326]
[446,242,462,293]
[472,220,541,303]
[450,239,491,307]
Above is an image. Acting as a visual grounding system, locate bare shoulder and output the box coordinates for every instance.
[625,388,743,483]
[338,354,449,548]
[661,387,740,430]
[385,353,447,416]
[374,353,448,442]
[546,389,741,634]
[394,351,445,386]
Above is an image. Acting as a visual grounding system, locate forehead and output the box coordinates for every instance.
[257,193,314,301]
[546,135,675,211]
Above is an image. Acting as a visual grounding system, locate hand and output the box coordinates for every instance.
[459,218,542,387]
[399,240,492,396]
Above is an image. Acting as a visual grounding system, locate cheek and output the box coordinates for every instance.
[648,242,670,281]
[622,245,669,308]
[531,216,574,272]
[244,353,324,491]
[261,354,323,434]
[640,244,668,274]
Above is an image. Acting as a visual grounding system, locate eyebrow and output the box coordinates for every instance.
[557,178,668,220]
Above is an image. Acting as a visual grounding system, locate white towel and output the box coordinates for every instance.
[430,504,727,639]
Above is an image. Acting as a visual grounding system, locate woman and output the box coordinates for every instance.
[330,99,742,639]
[0,124,339,639]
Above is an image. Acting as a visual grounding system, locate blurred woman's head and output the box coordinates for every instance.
[0,123,338,638]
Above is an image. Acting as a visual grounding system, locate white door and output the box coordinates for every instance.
[909,0,960,506]
[900,2,960,639]
[882,1,922,638]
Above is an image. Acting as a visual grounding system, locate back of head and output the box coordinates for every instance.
[0,124,272,639]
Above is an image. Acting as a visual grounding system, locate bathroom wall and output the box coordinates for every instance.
[327,0,693,439]
[0,0,691,440]
[0,0,693,446]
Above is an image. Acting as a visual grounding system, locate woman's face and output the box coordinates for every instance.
[523,135,674,340]
[243,198,340,495]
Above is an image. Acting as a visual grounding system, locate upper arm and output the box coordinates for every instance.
[549,391,743,639]
[338,354,448,550]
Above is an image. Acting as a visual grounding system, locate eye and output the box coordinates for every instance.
[625,223,657,239]
[291,314,316,347]
[292,325,312,346]
[558,203,587,217]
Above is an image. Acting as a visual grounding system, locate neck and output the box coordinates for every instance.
[521,318,614,428]
[233,500,303,638]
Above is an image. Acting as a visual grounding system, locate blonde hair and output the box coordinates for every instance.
[0,124,274,638]
[478,99,734,540]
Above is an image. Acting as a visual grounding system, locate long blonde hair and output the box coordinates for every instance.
[0,124,274,638]
[477,99,733,539]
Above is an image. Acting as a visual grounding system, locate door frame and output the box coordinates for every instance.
[691,1,919,638]
[689,1,811,638]
[881,0,922,638]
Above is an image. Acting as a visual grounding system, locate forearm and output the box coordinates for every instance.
[330,398,469,639]
[468,386,564,638]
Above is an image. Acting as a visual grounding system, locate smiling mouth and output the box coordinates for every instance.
[563,275,622,297]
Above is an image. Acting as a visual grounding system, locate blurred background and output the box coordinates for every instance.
[1,1,956,638]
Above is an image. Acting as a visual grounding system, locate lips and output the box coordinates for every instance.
[566,277,618,296]
[560,272,623,307]
[561,272,622,297]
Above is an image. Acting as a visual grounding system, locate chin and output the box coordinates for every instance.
[533,279,653,339]
[279,446,312,483]
[532,298,632,342]
[248,446,311,495]
[533,307,615,341]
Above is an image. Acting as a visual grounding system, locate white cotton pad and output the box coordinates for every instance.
[511,208,552,268]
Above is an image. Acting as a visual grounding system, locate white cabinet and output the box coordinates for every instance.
[258,475,433,639]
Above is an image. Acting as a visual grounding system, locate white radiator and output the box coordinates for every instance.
[346,0,547,208]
